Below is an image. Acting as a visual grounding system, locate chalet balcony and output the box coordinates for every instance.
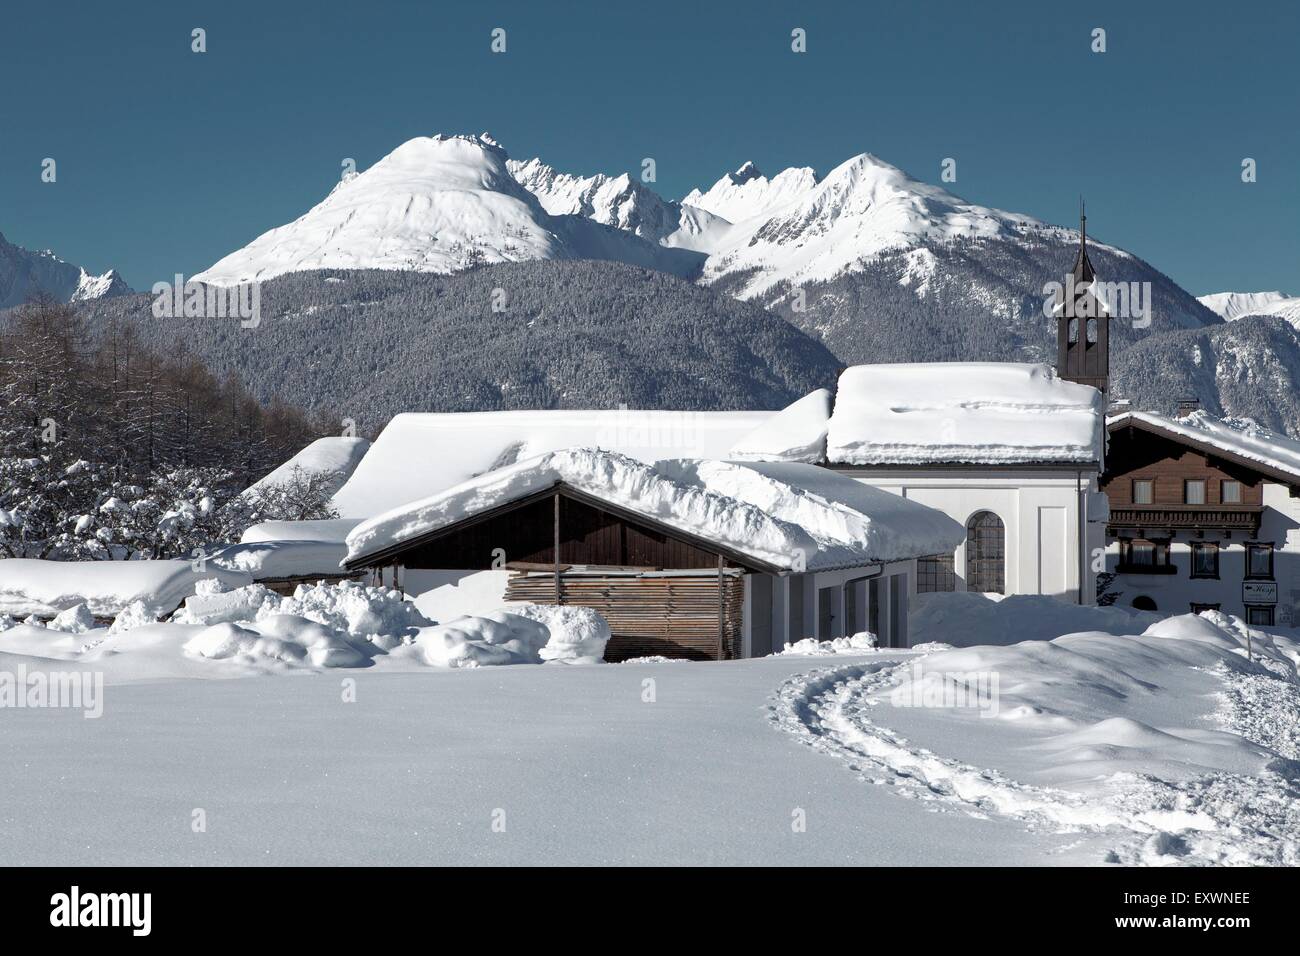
[1106,504,1263,537]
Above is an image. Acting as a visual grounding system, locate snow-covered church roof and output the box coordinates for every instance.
[1108,409,1300,484]
[825,363,1105,466]
[344,448,963,572]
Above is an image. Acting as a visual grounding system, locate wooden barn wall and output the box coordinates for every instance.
[395,493,726,571]
[505,571,745,661]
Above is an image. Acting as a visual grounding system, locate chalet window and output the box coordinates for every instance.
[1247,606,1275,627]
[1132,479,1153,505]
[1190,603,1220,615]
[1184,479,1206,505]
[1190,542,1219,579]
[1221,480,1242,504]
[1246,543,1274,580]
[916,553,956,593]
[1120,537,1171,573]
[965,511,1005,594]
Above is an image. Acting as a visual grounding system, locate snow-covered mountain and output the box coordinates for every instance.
[173,132,1292,432]
[196,134,699,286]
[1198,291,1300,330]
[0,232,130,309]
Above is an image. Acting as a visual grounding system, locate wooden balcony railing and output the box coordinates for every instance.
[1107,505,1263,535]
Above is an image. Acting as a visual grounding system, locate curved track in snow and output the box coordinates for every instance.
[770,656,1300,866]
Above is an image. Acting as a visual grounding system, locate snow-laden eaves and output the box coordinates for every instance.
[826,362,1105,466]
[656,459,966,565]
[343,448,933,573]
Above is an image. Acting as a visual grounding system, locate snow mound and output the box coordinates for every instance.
[184,615,367,668]
[775,632,878,656]
[911,591,1161,647]
[173,579,429,650]
[415,612,552,668]
[773,612,1300,865]
[415,604,612,667]
[49,603,95,634]
[508,604,610,665]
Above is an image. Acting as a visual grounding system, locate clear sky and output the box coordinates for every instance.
[1,0,1295,296]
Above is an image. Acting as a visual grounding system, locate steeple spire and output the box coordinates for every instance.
[1072,196,1095,285]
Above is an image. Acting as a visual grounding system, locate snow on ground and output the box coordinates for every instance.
[1,575,1294,865]
[772,611,1300,866]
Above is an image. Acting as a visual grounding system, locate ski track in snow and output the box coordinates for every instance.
[770,654,1300,866]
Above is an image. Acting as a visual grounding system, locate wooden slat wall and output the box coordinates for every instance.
[505,571,745,661]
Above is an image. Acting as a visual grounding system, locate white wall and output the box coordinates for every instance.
[837,468,1098,604]
[747,559,915,652]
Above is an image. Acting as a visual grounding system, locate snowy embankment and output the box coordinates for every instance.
[773,611,1300,865]
[0,579,610,677]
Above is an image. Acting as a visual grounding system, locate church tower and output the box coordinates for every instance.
[1055,201,1110,394]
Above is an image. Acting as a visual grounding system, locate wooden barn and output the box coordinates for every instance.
[341,449,965,660]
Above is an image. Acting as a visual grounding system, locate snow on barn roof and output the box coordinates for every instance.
[655,459,965,562]
[727,389,831,463]
[825,363,1105,466]
[344,447,953,573]
[330,408,775,518]
[1108,409,1300,484]
[244,436,370,498]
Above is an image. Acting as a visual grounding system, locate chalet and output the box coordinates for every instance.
[340,448,964,660]
[1101,408,1300,626]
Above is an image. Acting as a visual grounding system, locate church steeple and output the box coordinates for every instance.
[1055,199,1110,394]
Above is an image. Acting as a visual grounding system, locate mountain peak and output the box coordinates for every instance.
[729,161,763,185]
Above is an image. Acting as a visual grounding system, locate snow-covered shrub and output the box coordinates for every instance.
[509,604,610,665]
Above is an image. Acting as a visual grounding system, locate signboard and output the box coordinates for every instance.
[1243,581,1278,605]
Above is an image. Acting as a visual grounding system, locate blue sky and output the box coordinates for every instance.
[1,0,1295,295]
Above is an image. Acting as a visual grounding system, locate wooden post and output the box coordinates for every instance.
[553,492,563,605]
[717,554,725,661]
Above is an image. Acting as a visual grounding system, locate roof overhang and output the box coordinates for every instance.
[1107,416,1300,489]
[343,481,786,575]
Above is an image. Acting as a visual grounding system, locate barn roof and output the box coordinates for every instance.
[343,448,960,573]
